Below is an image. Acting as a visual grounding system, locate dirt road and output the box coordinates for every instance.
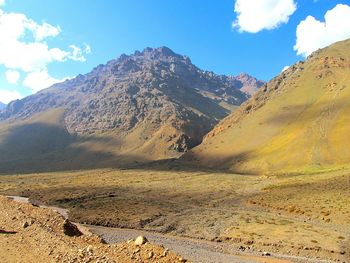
[88,225,312,263]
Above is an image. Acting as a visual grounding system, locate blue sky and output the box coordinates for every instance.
[1,0,350,104]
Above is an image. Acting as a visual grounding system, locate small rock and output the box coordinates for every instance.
[178,257,186,262]
[134,236,148,246]
[148,252,154,259]
[162,250,168,257]
[239,245,246,251]
[22,221,29,228]
[86,246,93,255]
[244,240,254,245]
[262,252,271,256]
[134,248,140,253]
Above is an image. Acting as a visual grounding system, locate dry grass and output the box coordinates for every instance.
[0,168,349,262]
[185,39,350,175]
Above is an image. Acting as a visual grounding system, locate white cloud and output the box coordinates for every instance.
[84,43,92,54]
[233,0,297,33]
[282,65,290,72]
[22,70,70,93]
[0,0,4,6]
[5,70,20,84]
[0,6,90,94]
[294,4,350,57]
[0,41,75,73]
[0,10,90,72]
[68,45,87,62]
[0,89,22,104]
[33,22,61,41]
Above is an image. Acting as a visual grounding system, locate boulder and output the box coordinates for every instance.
[62,219,83,237]
[134,236,148,246]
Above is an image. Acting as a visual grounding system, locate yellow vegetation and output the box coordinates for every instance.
[185,39,350,175]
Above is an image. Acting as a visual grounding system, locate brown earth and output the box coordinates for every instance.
[0,195,187,263]
[0,168,348,262]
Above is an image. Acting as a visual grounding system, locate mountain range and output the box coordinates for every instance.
[183,39,350,175]
[3,39,349,176]
[0,47,263,172]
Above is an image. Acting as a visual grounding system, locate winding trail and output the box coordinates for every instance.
[88,225,305,263]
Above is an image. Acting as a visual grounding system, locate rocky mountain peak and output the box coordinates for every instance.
[236,72,252,81]
[0,46,263,166]
[148,46,177,57]
[125,46,183,62]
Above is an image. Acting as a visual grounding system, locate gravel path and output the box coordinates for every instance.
[87,225,324,263]
[7,195,69,219]
[88,225,262,263]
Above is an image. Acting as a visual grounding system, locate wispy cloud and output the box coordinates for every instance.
[0,89,22,104]
[233,0,297,33]
[5,70,20,84]
[0,4,91,93]
[22,70,72,93]
[294,4,350,57]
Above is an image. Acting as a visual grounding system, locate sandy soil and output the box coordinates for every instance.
[89,225,319,263]
[6,195,326,263]
[0,195,186,263]
[0,168,348,263]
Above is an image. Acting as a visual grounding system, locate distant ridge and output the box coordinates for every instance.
[235,73,264,96]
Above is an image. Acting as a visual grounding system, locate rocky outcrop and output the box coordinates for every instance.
[62,219,83,237]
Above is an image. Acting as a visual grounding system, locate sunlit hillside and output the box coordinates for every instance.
[184,39,350,175]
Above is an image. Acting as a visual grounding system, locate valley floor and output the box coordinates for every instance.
[0,168,349,262]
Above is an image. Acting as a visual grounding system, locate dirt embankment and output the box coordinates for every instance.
[0,195,186,263]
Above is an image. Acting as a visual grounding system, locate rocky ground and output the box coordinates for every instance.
[0,168,348,263]
[0,195,186,263]
[1,195,313,263]
[88,225,316,263]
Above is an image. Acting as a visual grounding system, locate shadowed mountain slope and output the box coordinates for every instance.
[182,39,350,175]
[0,47,262,172]
[0,102,5,110]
